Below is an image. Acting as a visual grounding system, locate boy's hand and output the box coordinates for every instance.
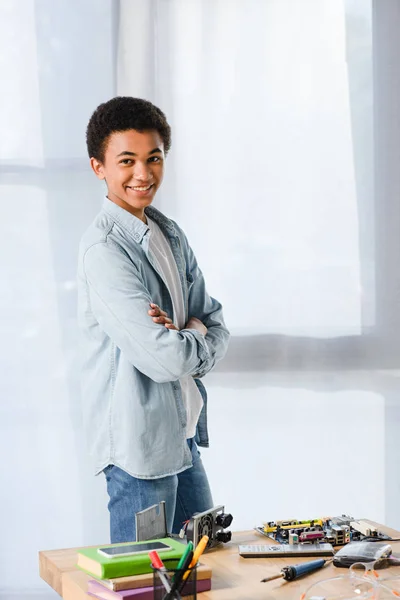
[186,317,208,336]
[148,303,179,330]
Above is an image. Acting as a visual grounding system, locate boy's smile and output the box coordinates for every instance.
[90,129,165,222]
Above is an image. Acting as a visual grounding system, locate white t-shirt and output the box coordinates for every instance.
[147,216,203,439]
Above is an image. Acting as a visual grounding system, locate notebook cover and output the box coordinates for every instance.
[77,538,186,579]
[87,580,154,600]
[96,562,212,591]
[87,578,212,599]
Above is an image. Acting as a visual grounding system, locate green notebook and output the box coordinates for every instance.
[77,538,186,579]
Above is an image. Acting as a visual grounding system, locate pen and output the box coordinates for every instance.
[173,541,194,583]
[149,550,172,593]
[181,535,209,583]
[166,548,194,599]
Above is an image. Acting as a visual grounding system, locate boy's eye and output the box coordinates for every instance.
[148,156,161,163]
[120,159,133,165]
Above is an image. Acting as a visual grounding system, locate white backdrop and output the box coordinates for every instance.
[2,1,400,598]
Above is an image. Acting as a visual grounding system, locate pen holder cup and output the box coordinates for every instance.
[152,558,197,600]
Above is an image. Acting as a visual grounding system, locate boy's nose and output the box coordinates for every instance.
[133,163,152,181]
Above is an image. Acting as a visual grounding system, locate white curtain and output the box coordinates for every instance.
[117,0,384,538]
[119,0,372,340]
[0,1,117,597]
[1,1,400,597]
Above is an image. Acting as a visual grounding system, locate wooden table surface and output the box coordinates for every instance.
[39,521,400,600]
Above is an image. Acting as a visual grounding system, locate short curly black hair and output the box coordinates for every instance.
[86,96,171,162]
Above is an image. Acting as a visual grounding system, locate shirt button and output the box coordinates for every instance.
[134,233,140,241]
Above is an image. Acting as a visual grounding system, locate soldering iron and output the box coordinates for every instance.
[261,558,333,583]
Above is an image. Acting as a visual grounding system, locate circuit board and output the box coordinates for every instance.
[255,516,389,546]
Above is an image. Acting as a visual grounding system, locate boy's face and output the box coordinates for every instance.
[90,129,165,219]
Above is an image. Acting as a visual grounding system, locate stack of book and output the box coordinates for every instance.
[76,538,212,600]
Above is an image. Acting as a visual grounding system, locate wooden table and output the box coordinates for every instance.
[39,521,400,599]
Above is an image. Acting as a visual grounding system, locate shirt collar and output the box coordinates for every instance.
[102,197,177,244]
[103,197,149,243]
[145,205,177,237]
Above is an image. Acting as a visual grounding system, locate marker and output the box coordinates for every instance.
[148,550,172,593]
[182,535,209,582]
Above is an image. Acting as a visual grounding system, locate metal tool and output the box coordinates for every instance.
[261,558,333,582]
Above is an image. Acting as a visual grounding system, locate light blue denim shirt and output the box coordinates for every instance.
[77,198,230,478]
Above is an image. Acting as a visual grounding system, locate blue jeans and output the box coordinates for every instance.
[103,438,213,543]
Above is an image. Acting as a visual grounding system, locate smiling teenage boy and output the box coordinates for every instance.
[77,97,230,543]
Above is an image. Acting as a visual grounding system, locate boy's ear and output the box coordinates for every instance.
[90,157,105,180]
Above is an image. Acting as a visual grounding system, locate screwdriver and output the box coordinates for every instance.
[261,558,333,582]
